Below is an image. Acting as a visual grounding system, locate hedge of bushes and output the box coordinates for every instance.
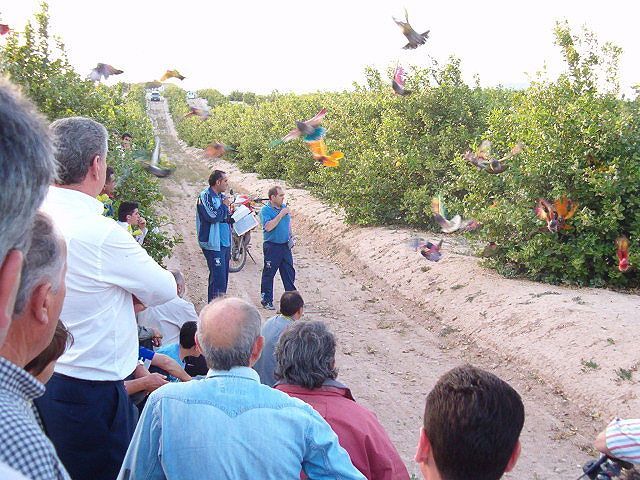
[165,23,639,288]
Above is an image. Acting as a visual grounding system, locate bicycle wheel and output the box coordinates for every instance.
[229,234,247,273]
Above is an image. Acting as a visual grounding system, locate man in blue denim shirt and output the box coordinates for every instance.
[118,297,364,480]
[195,170,233,301]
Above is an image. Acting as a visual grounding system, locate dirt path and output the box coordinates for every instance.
[147,99,626,479]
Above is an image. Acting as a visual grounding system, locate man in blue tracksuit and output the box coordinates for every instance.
[260,186,296,310]
[196,170,234,301]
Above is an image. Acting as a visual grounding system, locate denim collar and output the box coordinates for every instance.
[206,366,260,382]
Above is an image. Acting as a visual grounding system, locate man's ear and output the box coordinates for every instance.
[249,335,265,366]
[504,440,521,473]
[0,249,23,327]
[90,154,104,180]
[30,282,53,326]
[414,427,431,464]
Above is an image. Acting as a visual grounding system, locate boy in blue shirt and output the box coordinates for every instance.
[260,186,296,310]
[156,322,201,379]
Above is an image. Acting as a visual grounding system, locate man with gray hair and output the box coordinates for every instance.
[275,321,409,480]
[0,78,56,351]
[0,212,70,480]
[37,117,176,480]
[137,269,199,345]
[119,297,365,480]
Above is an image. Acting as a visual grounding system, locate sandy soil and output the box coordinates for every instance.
[148,99,639,479]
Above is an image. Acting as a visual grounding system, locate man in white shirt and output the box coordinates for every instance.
[137,270,198,345]
[36,117,176,480]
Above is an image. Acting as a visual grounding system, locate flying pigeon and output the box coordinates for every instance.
[88,63,124,82]
[393,9,430,50]
[534,197,578,233]
[273,108,327,145]
[392,65,411,96]
[135,136,174,178]
[160,69,185,81]
[616,236,630,272]
[464,141,524,174]
[184,105,210,120]
[431,196,480,233]
[431,196,462,233]
[0,24,10,35]
[407,237,443,262]
[205,142,237,158]
[306,138,343,168]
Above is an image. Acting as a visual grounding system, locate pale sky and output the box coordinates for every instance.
[2,1,639,95]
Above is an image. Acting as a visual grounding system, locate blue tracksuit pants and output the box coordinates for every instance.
[261,241,296,304]
[202,246,230,301]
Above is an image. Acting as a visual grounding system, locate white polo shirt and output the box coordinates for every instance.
[41,186,176,381]
[137,296,198,346]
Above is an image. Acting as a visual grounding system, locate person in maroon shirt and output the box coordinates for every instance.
[274,320,409,480]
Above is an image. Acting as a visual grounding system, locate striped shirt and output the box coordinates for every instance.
[606,417,640,464]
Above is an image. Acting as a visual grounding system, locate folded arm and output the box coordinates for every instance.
[102,226,176,308]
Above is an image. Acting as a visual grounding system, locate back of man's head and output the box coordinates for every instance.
[13,211,66,316]
[0,78,56,262]
[118,201,139,222]
[197,297,261,370]
[179,321,197,349]
[50,116,107,186]
[422,365,524,480]
[171,269,185,297]
[274,320,337,389]
[280,291,303,317]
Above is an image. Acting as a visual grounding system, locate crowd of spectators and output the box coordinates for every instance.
[0,75,637,480]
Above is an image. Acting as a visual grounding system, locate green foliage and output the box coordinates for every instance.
[0,2,179,265]
[451,23,640,288]
[581,359,600,371]
[165,61,505,227]
[616,368,633,382]
[228,90,263,105]
[164,24,639,289]
[197,88,228,107]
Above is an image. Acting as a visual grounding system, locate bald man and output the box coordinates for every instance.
[119,298,365,480]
